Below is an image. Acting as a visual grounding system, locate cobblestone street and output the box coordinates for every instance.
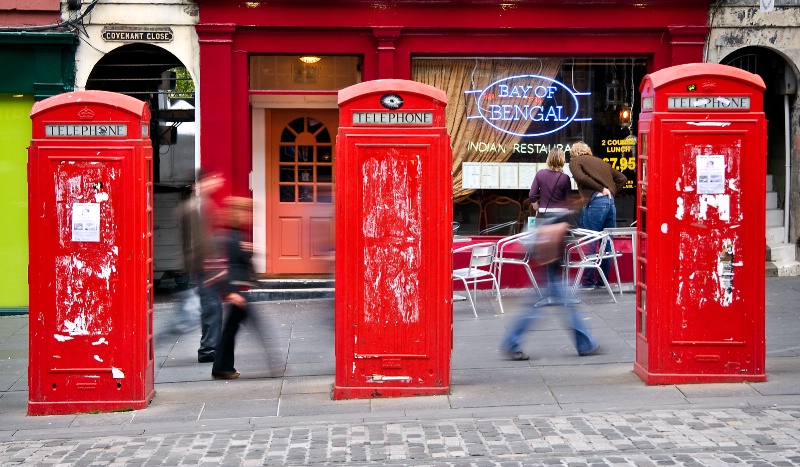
[2,407,800,465]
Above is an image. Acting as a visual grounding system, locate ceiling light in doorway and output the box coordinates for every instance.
[299,56,322,64]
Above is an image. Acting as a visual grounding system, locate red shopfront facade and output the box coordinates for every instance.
[195,0,711,276]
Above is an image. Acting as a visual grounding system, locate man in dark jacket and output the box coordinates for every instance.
[568,142,627,289]
[181,169,225,363]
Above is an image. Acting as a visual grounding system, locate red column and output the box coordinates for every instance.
[231,48,251,198]
[373,27,401,79]
[197,23,236,199]
[668,25,710,66]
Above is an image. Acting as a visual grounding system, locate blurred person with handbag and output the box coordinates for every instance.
[181,168,226,363]
[212,196,258,380]
[500,148,601,361]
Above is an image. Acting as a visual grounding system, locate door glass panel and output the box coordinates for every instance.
[299,166,313,182]
[276,116,335,205]
[279,166,295,182]
[288,118,305,135]
[299,186,314,202]
[308,118,324,135]
[317,166,332,183]
[280,146,296,162]
[317,146,333,162]
[316,128,331,143]
[280,186,295,202]
[280,127,296,143]
[298,146,313,162]
[318,186,333,203]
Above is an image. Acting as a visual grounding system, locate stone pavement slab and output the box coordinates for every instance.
[0,278,799,465]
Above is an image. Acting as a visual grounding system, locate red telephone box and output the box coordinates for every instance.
[634,64,767,385]
[28,91,155,415]
[333,80,452,399]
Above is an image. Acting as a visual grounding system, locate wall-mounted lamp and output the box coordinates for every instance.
[606,77,623,108]
[67,0,82,11]
[619,105,632,128]
[299,56,321,64]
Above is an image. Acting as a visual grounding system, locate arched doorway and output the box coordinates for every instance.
[266,110,337,275]
[86,44,197,284]
[722,47,799,268]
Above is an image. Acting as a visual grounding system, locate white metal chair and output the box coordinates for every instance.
[563,228,623,302]
[491,230,542,298]
[479,219,518,236]
[453,242,504,317]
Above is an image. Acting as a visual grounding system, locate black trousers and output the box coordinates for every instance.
[212,303,247,375]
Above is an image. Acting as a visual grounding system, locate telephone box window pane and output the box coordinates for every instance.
[640,158,647,184]
[640,133,648,156]
[640,184,647,208]
[317,166,332,183]
[640,288,646,312]
[299,167,313,182]
[317,146,333,162]
[280,146,296,162]
[638,257,646,284]
[318,186,333,203]
[640,209,646,233]
[280,186,295,202]
[638,309,646,335]
[279,166,295,182]
[299,186,313,202]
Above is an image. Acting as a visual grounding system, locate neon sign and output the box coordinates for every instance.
[466,75,590,137]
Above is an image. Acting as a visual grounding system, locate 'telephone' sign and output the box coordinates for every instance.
[352,112,433,125]
[668,96,751,110]
[45,124,128,137]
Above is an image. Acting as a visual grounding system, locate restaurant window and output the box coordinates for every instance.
[249,55,362,91]
[412,57,646,232]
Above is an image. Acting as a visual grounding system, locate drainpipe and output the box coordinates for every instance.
[785,94,791,244]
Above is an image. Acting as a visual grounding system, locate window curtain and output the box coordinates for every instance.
[413,58,563,201]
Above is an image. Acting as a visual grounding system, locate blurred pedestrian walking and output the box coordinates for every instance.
[500,147,600,360]
[181,168,226,363]
[212,196,258,380]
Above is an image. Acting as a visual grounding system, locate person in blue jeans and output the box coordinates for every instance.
[568,142,627,289]
[500,254,601,360]
[500,148,601,360]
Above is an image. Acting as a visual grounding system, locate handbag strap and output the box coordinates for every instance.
[538,171,565,214]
